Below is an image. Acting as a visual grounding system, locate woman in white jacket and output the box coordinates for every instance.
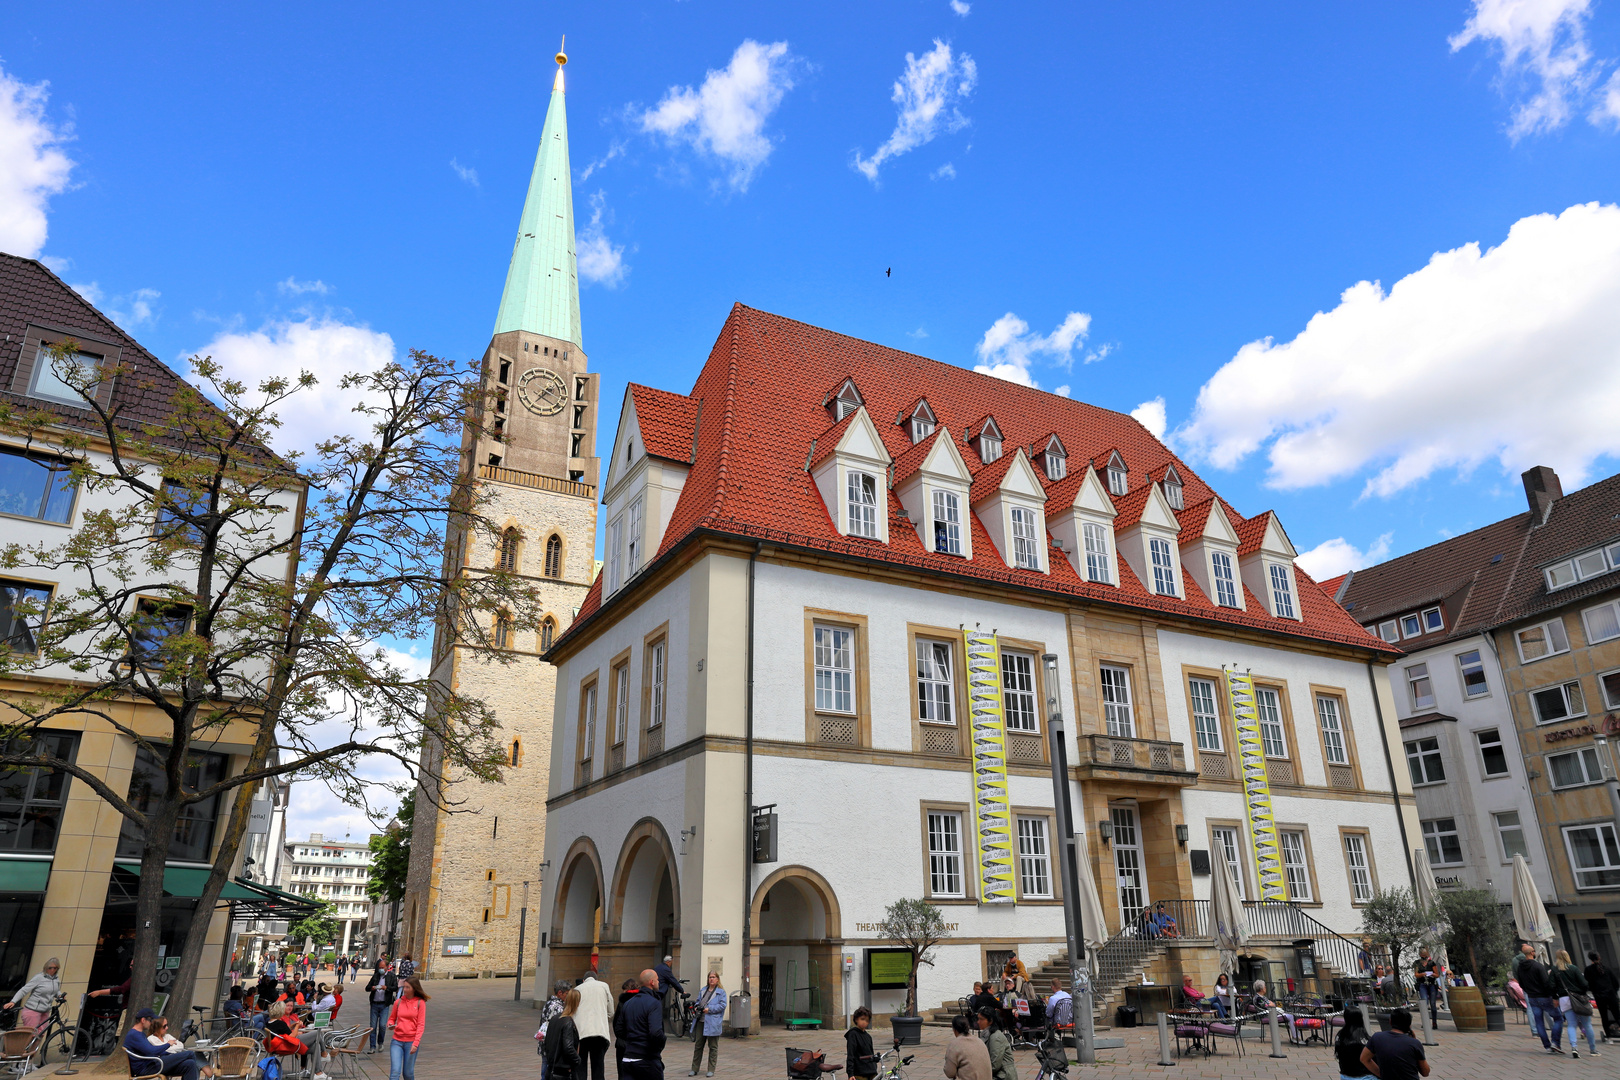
[3,958,61,1031]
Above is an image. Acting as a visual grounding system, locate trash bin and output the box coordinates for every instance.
[1115,1005,1139,1028]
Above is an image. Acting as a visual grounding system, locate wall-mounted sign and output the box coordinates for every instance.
[1544,716,1620,743]
[866,948,914,990]
[248,798,272,835]
[442,937,474,957]
[855,922,958,933]
[701,930,730,945]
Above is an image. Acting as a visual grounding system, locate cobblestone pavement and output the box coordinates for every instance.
[362,978,1613,1079]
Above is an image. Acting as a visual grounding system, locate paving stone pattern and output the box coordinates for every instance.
[364,977,1614,1080]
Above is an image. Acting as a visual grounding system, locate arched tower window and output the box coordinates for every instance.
[510,737,522,767]
[494,612,512,649]
[540,617,557,651]
[545,534,563,578]
[499,528,521,572]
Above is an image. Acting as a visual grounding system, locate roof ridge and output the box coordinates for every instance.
[703,313,744,528]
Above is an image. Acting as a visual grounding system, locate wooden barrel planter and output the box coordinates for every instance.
[1449,986,1486,1033]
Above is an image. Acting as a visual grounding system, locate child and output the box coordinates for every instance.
[845,1007,880,1080]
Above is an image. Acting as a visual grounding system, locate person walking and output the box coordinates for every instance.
[1551,949,1599,1058]
[1335,1006,1373,1080]
[364,963,399,1053]
[1411,948,1441,1029]
[1516,944,1558,1052]
[617,970,666,1080]
[1587,951,1620,1043]
[545,989,584,1080]
[1361,1008,1429,1080]
[335,956,346,983]
[614,978,641,1078]
[943,1014,991,1080]
[3,957,61,1031]
[397,954,416,980]
[687,972,727,1077]
[976,1008,1016,1080]
[575,968,617,1080]
[539,980,568,1067]
[844,1007,879,1080]
[385,977,428,1080]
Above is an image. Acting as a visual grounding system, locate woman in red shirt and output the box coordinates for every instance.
[387,977,429,1080]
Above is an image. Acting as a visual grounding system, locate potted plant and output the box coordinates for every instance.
[875,898,952,1045]
[1437,888,1516,1033]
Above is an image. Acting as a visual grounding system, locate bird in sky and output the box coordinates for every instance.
[885,267,891,277]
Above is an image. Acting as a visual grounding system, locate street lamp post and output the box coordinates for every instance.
[1043,654,1096,1065]
[1594,734,1620,833]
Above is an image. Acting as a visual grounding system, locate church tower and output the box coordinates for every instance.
[402,44,599,978]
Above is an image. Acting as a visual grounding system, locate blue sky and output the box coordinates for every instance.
[5,3,1620,830]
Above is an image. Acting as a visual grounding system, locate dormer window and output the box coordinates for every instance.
[1011,507,1041,569]
[831,379,864,421]
[1163,467,1184,510]
[905,400,937,443]
[847,472,879,538]
[975,417,1003,464]
[1150,538,1178,596]
[1082,522,1111,583]
[1211,551,1239,607]
[1042,437,1067,481]
[1105,453,1128,496]
[932,490,962,555]
[1269,563,1297,619]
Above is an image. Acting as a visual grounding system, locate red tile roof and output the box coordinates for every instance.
[628,384,701,463]
[560,304,1397,655]
[1235,511,1275,555]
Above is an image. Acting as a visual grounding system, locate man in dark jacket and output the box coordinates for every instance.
[1516,944,1556,1051]
[618,970,667,1080]
[1587,952,1620,1042]
[363,965,398,1053]
[654,956,683,1033]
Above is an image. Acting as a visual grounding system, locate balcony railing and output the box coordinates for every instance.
[476,464,595,500]
[1081,734,1191,777]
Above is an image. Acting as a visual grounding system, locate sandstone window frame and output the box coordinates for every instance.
[608,646,633,767]
[1276,824,1321,905]
[1207,820,1251,901]
[1011,806,1063,903]
[1338,826,1378,906]
[918,800,976,903]
[638,622,670,759]
[804,609,871,748]
[908,624,969,757]
[575,671,600,787]
[1310,685,1363,789]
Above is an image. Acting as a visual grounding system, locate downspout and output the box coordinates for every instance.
[740,541,762,1030]
[1367,660,1420,893]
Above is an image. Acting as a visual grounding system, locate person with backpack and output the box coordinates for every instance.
[1361,1007,1429,1080]
[385,976,428,1080]
[1335,1006,1373,1080]
[364,963,398,1053]
[1551,948,1599,1058]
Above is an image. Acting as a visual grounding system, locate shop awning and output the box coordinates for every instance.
[112,862,264,901]
[0,858,51,892]
[228,879,320,919]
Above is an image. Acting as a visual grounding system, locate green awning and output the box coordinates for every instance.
[113,862,261,901]
[229,878,319,919]
[0,859,51,892]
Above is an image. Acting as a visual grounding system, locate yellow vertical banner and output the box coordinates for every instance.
[964,631,1015,904]
[1223,667,1288,902]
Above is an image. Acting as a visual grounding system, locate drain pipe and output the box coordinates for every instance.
[1366,660,1420,893]
[737,541,762,1034]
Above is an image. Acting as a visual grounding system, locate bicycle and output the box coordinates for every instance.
[873,1047,914,1080]
[1028,1026,1070,1080]
[11,993,84,1066]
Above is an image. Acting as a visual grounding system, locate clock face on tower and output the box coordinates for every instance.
[516,368,568,416]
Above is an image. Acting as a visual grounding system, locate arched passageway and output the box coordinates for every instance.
[751,867,843,1030]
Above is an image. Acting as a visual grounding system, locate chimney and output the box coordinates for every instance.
[1522,466,1563,521]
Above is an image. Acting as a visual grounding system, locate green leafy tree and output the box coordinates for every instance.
[0,344,536,1020]
[1438,887,1516,984]
[1359,886,1432,986]
[287,902,342,949]
[874,898,952,1018]
[367,797,413,905]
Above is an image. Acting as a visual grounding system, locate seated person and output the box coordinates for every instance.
[222,986,246,1020]
[264,1001,315,1070]
[1372,966,1400,1003]
[1178,975,1207,1009]
[968,982,998,1017]
[1210,974,1233,1018]
[1149,902,1180,939]
[1046,980,1073,1027]
[122,1008,214,1080]
[1252,981,1300,1045]
[313,984,338,1013]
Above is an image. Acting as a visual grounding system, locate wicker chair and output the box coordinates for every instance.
[0,1027,44,1078]
[212,1044,252,1080]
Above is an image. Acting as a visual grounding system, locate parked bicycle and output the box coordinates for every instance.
[20,993,84,1065]
[1028,1026,1070,1080]
[873,1047,914,1080]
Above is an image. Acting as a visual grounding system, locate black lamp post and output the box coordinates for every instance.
[1043,653,1096,1064]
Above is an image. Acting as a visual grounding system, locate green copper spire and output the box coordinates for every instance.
[493,51,582,347]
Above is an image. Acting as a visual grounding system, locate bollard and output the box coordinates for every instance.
[1157,1009,1176,1066]
[1268,1006,1287,1058]
[1419,995,1438,1047]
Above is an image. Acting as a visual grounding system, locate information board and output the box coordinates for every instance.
[866,948,914,990]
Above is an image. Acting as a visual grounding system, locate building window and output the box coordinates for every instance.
[544,535,563,578]
[1516,618,1570,663]
[1531,680,1585,724]
[1210,551,1239,608]
[1494,811,1529,861]
[1279,830,1312,901]
[613,664,630,746]
[1422,818,1464,866]
[1548,746,1604,789]
[0,446,76,525]
[117,746,228,862]
[1099,664,1135,738]
[498,528,520,572]
[1001,652,1038,733]
[1603,669,1620,711]
[1475,728,1509,777]
[1269,563,1296,619]
[131,599,192,668]
[580,682,598,766]
[608,517,623,592]
[627,499,643,576]
[1011,508,1041,569]
[1422,607,1444,633]
[932,490,962,555]
[1189,677,1222,752]
[1545,544,1620,591]
[649,641,667,729]
[927,811,965,897]
[1164,478,1183,510]
[911,418,934,442]
[1457,650,1489,697]
[1106,463,1127,496]
[1406,663,1435,711]
[978,433,1001,463]
[1017,816,1053,899]
[1255,687,1287,758]
[916,640,955,724]
[1315,695,1348,765]
[1377,620,1398,643]
[1149,538,1177,596]
[540,617,556,651]
[1564,823,1620,890]
[0,732,77,853]
[1342,833,1373,903]
[847,472,879,538]
[1212,826,1246,899]
[1401,613,1423,638]
[494,612,512,649]
[1582,600,1620,645]
[1405,737,1445,785]
[1045,451,1066,480]
[1083,523,1111,584]
[29,347,101,406]
[813,626,854,714]
[0,580,52,655]
[510,738,522,767]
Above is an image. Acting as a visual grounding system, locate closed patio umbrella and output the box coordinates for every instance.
[1511,853,1554,963]
[1077,834,1109,973]
[1210,856,1248,980]
[1411,846,1451,972]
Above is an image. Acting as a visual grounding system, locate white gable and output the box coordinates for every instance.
[1136,483,1182,533]
[835,407,892,467]
[1198,501,1240,546]
[993,451,1048,503]
[1072,465,1118,517]
[1259,513,1297,558]
[602,389,642,500]
[919,428,972,483]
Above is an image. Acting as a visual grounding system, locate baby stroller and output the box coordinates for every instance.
[787,1047,843,1079]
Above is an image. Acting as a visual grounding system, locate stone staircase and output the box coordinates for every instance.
[922,941,1168,1028]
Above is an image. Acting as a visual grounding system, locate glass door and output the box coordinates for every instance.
[1112,806,1146,926]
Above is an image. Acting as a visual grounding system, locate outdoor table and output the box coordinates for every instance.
[1168,1010,1215,1058]
[1124,984,1175,1024]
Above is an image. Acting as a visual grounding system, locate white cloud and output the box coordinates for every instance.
[1449,0,1609,137]
[855,40,978,183]
[450,157,479,187]
[638,40,797,192]
[1178,202,1620,498]
[951,0,972,14]
[71,282,161,329]
[1053,385,1071,398]
[972,311,1091,388]
[1131,398,1167,439]
[278,276,330,296]
[579,140,625,183]
[577,191,628,287]
[931,162,957,180]
[191,318,396,455]
[1295,533,1394,581]
[907,326,929,339]
[0,66,74,259]
[1595,70,1620,127]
